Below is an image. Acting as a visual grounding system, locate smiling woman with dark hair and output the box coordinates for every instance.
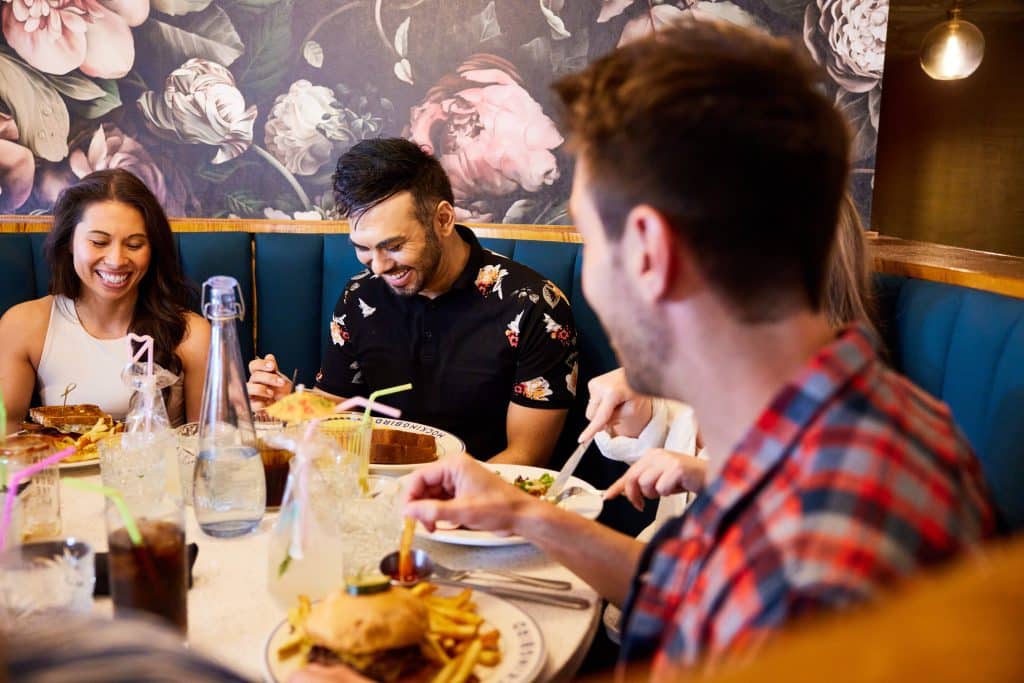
[0,169,210,434]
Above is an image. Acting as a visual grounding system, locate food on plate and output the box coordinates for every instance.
[264,391,338,423]
[512,473,554,497]
[23,406,121,462]
[370,428,437,465]
[278,584,501,683]
[28,404,112,433]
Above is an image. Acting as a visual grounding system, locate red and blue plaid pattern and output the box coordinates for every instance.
[620,325,996,676]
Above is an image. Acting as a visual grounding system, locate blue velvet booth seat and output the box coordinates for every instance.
[2,230,1022,533]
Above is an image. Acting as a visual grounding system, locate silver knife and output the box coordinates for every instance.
[434,578,592,610]
[546,437,594,501]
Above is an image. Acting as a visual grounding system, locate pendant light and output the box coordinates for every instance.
[920,2,985,80]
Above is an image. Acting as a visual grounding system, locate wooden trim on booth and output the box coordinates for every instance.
[4,215,1023,299]
[869,236,1024,300]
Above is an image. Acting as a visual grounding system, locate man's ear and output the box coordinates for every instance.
[622,205,683,303]
[434,200,456,237]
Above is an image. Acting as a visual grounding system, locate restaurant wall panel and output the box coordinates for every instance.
[0,0,886,226]
[873,8,1024,256]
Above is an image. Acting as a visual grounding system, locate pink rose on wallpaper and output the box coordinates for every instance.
[69,123,188,215]
[409,55,563,220]
[1,0,148,78]
[0,113,34,212]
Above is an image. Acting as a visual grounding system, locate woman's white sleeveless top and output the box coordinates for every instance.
[37,295,136,419]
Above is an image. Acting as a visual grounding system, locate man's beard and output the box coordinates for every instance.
[608,303,670,398]
[388,228,443,297]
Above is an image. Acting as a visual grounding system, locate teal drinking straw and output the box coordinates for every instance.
[64,479,144,546]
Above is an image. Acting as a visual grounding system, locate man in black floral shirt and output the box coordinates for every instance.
[248,138,576,464]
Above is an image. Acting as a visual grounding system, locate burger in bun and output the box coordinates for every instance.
[302,586,434,682]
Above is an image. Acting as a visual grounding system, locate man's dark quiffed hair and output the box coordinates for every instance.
[332,137,455,229]
[552,19,851,322]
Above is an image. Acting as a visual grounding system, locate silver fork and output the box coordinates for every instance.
[429,560,573,591]
[551,485,604,505]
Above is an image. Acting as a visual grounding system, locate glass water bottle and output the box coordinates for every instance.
[193,276,266,537]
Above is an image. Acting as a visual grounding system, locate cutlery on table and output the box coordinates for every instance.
[380,550,590,610]
[545,437,595,502]
[429,559,573,591]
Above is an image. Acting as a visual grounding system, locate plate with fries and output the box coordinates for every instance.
[411,465,604,547]
[264,583,546,683]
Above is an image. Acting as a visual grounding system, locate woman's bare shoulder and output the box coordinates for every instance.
[0,295,53,332]
[178,311,211,357]
[0,296,53,356]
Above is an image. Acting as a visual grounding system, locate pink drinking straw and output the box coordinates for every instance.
[127,333,154,378]
[287,419,322,562]
[333,396,403,419]
[0,445,76,552]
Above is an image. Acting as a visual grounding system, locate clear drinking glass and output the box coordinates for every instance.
[105,496,187,635]
[0,435,61,541]
[175,422,200,505]
[194,276,265,538]
[340,476,402,583]
[255,420,292,509]
[266,438,393,614]
[0,539,95,625]
[99,432,175,502]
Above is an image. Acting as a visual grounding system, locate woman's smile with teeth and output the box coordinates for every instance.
[97,271,130,285]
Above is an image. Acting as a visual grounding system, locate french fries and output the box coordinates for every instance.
[418,584,501,683]
[277,595,313,660]
[279,585,501,682]
[63,419,123,463]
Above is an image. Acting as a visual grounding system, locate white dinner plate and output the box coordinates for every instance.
[263,587,546,683]
[319,414,466,475]
[412,464,604,547]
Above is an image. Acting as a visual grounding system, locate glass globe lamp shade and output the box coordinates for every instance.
[920,12,985,80]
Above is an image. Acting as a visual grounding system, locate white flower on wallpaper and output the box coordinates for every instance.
[265,80,350,176]
[804,0,889,93]
[138,58,255,164]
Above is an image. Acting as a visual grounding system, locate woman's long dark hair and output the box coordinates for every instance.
[43,169,193,375]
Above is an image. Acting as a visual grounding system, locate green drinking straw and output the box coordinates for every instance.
[354,384,412,494]
[363,383,413,426]
[64,479,143,546]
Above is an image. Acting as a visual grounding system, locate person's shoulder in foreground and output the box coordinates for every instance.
[623,325,997,669]
[3,614,250,682]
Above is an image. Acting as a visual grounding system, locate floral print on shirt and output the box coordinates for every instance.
[565,354,579,397]
[542,280,569,308]
[476,264,509,298]
[506,311,524,348]
[358,298,376,318]
[543,313,573,346]
[330,313,349,347]
[514,377,552,401]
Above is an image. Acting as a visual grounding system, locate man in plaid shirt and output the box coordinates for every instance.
[402,18,997,683]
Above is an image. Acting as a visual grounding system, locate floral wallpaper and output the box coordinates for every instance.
[0,0,887,224]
